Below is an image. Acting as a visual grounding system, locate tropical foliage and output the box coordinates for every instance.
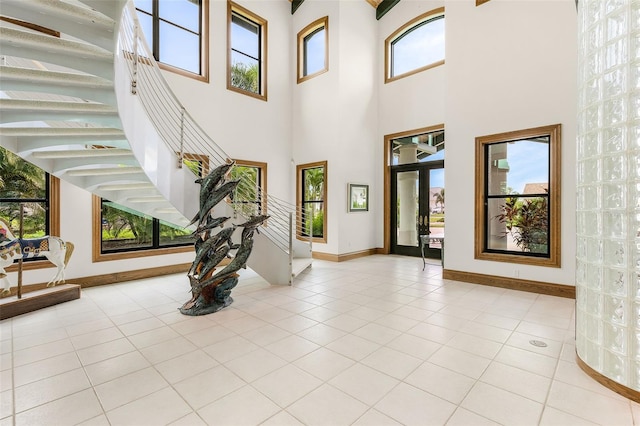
[231,62,259,93]
[302,167,324,238]
[0,147,47,238]
[230,165,260,217]
[496,195,548,253]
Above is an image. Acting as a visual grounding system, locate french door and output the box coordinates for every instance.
[390,161,444,259]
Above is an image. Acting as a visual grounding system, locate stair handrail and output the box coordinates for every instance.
[116,2,315,253]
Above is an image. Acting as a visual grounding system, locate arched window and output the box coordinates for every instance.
[297,17,329,83]
[385,8,445,83]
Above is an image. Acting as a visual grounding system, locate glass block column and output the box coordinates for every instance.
[576,0,640,392]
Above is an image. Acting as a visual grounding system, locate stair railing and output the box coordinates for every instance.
[117,2,312,255]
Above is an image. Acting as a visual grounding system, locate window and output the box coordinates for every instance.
[227,2,267,100]
[475,124,561,267]
[92,154,210,261]
[297,16,328,83]
[0,146,60,269]
[98,199,193,254]
[229,160,267,218]
[135,0,209,81]
[296,161,327,243]
[385,8,445,83]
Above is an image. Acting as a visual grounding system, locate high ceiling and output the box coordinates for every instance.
[290,0,398,19]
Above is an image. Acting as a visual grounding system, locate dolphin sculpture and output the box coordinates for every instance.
[188,225,236,277]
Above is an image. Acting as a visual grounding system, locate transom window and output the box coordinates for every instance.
[385,8,445,83]
[135,0,208,80]
[475,124,561,267]
[296,161,327,243]
[297,17,328,83]
[228,1,267,100]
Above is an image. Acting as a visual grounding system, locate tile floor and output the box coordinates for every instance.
[0,255,637,425]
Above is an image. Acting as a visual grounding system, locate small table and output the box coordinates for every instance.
[420,234,444,270]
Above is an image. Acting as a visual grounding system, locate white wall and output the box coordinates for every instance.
[164,0,294,202]
[292,0,378,254]
[376,0,446,249]
[8,0,578,288]
[444,0,577,285]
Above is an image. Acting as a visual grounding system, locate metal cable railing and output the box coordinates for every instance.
[117,2,315,253]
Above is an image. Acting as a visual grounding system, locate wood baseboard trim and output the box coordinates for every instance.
[312,248,381,262]
[65,263,192,288]
[576,354,640,403]
[442,269,575,299]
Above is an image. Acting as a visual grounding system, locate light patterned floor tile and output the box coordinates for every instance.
[155,350,218,384]
[287,384,369,426]
[480,361,551,403]
[405,361,476,405]
[2,257,636,426]
[174,364,246,410]
[14,389,103,426]
[105,387,192,426]
[198,385,280,425]
[14,368,90,413]
[252,364,322,408]
[94,367,168,411]
[361,346,422,380]
[293,348,355,381]
[375,382,457,425]
[224,348,287,382]
[329,363,399,406]
[462,382,543,425]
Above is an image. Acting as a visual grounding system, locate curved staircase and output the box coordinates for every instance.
[0,0,312,285]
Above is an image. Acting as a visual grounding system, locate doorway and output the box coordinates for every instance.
[390,161,444,259]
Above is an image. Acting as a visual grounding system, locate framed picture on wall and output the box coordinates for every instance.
[348,183,369,212]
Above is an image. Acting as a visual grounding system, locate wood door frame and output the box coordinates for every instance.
[383,124,444,254]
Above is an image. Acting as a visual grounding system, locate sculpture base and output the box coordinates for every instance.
[0,284,81,320]
[179,275,238,316]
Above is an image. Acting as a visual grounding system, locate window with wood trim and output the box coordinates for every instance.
[227,1,267,100]
[297,16,328,83]
[475,124,561,267]
[92,154,210,261]
[296,161,327,243]
[135,0,209,81]
[0,147,61,269]
[385,8,445,83]
[229,160,267,218]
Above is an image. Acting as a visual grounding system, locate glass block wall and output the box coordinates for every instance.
[576,0,640,390]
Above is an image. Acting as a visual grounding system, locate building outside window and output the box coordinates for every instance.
[228,2,267,100]
[135,0,208,80]
[296,161,327,242]
[385,8,445,83]
[297,16,328,83]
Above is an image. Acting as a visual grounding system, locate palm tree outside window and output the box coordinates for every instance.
[297,161,327,243]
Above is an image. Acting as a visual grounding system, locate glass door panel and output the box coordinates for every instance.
[427,168,444,250]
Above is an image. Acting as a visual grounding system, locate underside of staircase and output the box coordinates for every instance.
[0,0,312,285]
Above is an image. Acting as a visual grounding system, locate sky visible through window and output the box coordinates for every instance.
[135,0,200,74]
[503,140,549,194]
[305,28,325,76]
[392,17,444,77]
